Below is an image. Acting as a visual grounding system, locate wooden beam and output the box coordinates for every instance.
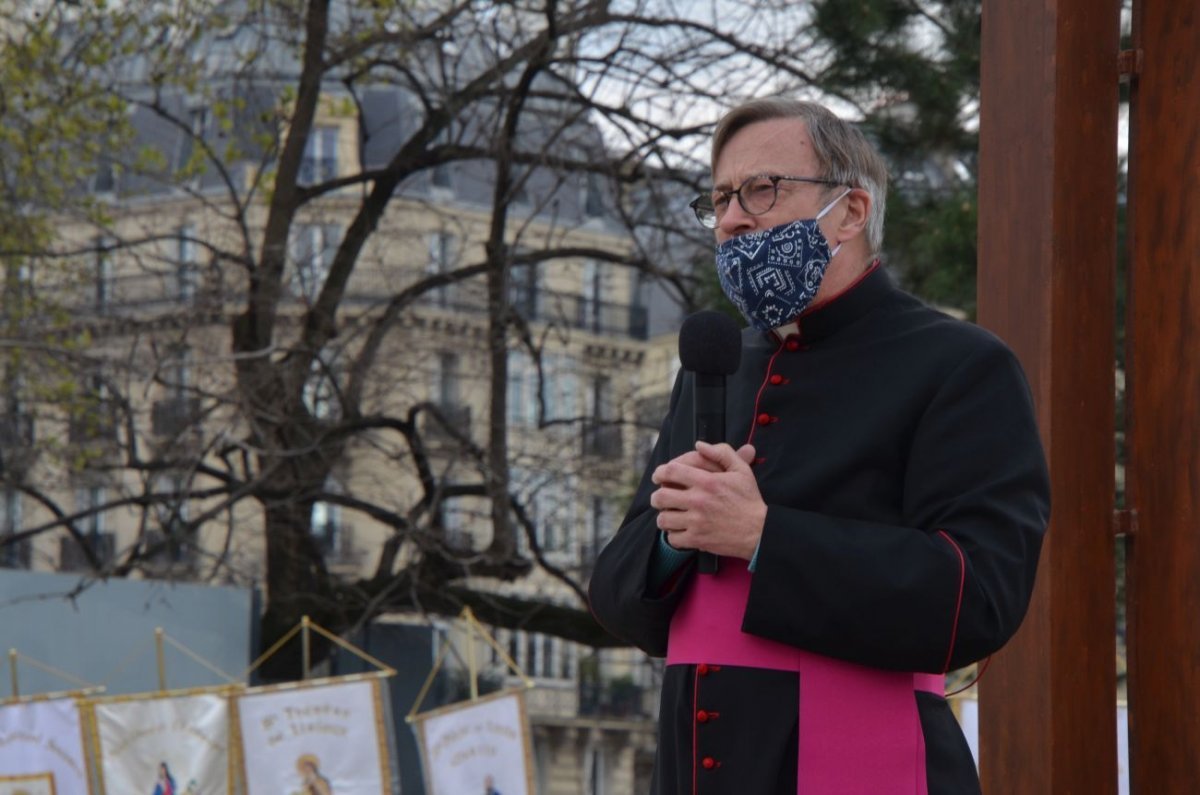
[976,0,1121,792]
[1124,0,1200,789]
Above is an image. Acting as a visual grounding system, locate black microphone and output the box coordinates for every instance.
[677,310,742,574]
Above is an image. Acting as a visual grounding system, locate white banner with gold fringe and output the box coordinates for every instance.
[90,690,233,795]
[412,689,534,795]
[0,698,89,794]
[0,772,56,795]
[236,676,392,795]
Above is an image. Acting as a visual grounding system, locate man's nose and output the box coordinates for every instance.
[716,198,757,238]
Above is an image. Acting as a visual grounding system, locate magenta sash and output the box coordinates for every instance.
[667,563,943,795]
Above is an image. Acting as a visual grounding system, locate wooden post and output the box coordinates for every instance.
[1124,0,1200,789]
[977,0,1121,792]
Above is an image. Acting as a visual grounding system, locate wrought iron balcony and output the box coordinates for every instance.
[58,531,116,572]
[68,406,119,444]
[421,402,472,443]
[0,411,34,448]
[578,678,647,719]
[1,536,32,569]
[582,421,623,459]
[151,396,201,437]
[413,281,649,341]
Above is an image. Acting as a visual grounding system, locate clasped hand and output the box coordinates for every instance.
[649,441,767,561]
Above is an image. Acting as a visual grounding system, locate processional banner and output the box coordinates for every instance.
[411,689,534,795]
[235,677,392,795]
[0,698,89,794]
[89,690,232,795]
[0,772,55,795]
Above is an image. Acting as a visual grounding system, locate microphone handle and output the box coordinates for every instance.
[693,375,725,574]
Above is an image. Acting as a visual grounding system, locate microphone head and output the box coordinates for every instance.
[678,310,742,375]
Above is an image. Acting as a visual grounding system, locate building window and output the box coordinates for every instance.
[431,161,452,189]
[591,375,614,421]
[529,476,575,556]
[506,353,577,428]
[587,746,607,795]
[0,487,28,568]
[508,261,540,319]
[436,352,460,408]
[542,354,578,422]
[505,352,536,427]
[311,495,341,555]
[426,231,459,307]
[95,236,113,312]
[93,155,117,194]
[292,223,340,302]
[583,171,605,218]
[169,347,193,396]
[4,262,32,308]
[585,496,614,567]
[151,472,192,564]
[177,225,198,303]
[299,125,339,184]
[581,259,608,332]
[303,350,341,420]
[76,485,107,537]
[175,106,209,174]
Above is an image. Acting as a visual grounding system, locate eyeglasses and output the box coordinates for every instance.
[689,174,841,229]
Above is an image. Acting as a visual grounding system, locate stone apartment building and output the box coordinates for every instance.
[0,61,682,792]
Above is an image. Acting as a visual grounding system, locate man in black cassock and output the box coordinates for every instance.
[588,99,1050,795]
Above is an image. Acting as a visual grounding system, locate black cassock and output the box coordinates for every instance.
[589,266,1050,795]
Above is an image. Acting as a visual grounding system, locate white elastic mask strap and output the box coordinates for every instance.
[817,188,852,258]
[815,187,854,220]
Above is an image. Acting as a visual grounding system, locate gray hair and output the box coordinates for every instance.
[712,99,889,254]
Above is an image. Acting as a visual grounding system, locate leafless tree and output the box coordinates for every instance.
[1,0,840,674]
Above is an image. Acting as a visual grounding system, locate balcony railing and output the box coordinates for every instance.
[59,531,116,572]
[151,396,201,437]
[0,411,34,448]
[582,422,623,459]
[143,524,196,572]
[68,407,119,444]
[421,403,472,443]
[1,536,32,569]
[313,521,360,566]
[31,270,650,341]
[415,281,649,341]
[578,679,647,719]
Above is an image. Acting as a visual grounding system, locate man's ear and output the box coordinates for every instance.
[835,188,871,242]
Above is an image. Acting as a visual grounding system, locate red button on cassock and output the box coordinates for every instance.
[697,664,709,675]
[756,413,773,426]
[697,710,709,723]
[702,756,718,770]
[769,373,785,385]
[785,338,801,351]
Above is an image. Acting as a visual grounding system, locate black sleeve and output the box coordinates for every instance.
[742,344,1050,673]
[588,374,695,657]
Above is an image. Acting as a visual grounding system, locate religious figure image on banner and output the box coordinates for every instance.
[413,690,534,795]
[0,699,89,794]
[0,772,56,795]
[236,678,391,795]
[91,691,231,795]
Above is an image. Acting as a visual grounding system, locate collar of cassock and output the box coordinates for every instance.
[768,259,892,344]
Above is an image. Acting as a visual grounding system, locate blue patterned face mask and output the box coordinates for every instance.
[715,188,852,331]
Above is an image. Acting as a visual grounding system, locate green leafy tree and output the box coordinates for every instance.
[811,0,983,314]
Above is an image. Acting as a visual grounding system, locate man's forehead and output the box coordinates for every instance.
[712,118,816,187]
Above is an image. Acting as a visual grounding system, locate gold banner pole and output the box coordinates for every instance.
[301,615,312,680]
[8,649,17,698]
[466,613,479,701]
[155,627,167,692]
